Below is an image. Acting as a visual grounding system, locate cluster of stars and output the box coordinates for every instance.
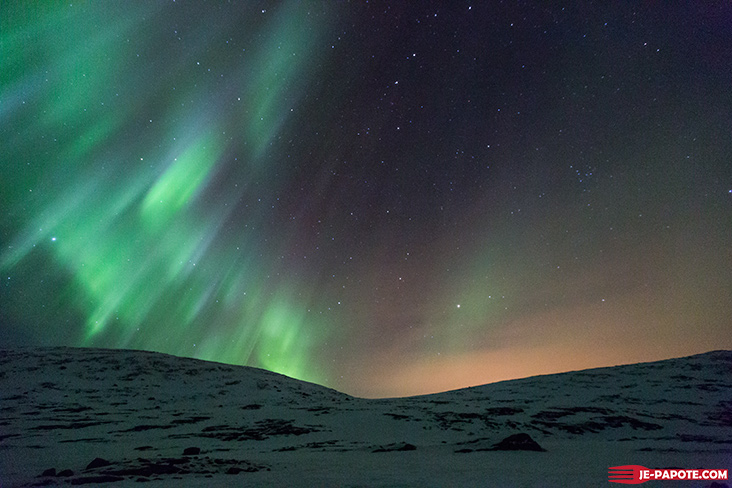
[1,2,731,397]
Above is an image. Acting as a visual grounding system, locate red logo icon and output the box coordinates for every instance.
[609,465,648,484]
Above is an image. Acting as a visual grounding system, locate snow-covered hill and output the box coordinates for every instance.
[1,347,730,487]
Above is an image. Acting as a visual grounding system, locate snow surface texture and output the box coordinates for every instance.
[1,347,730,487]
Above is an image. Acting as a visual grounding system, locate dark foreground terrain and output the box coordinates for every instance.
[1,347,730,487]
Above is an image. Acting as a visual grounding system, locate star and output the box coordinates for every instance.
[1,1,730,398]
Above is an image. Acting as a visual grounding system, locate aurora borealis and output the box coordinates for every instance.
[2,2,731,398]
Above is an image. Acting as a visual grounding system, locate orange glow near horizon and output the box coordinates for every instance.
[352,342,717,399]
[346,289,731,398]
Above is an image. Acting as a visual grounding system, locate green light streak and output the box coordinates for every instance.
[0,2,338,387]
[240,3,327,158]
[141,131,223,230]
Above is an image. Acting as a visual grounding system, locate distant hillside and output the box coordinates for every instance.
[1,347,730,487]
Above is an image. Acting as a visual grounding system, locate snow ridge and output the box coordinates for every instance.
[1,348,730,487]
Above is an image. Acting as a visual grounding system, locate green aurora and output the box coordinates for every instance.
[2,2,731,397]
[2,2,338,385]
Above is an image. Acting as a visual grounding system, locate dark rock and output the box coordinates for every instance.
[41,468,56,477]
[199,418,318,441]
[183,446,201,455]
[57,469,74,477]
[491,433,546,452]
[118,424,174,432]
[384,413,411,420]
[136,462,181,476]
[105,463,181,477]
[71,475,125,485]
[372,442,417,452]
[602,415,663,430]
[225,463,263,474]
[484,407,524,416]
[170,416,211,426]
[86,457,112,470]
[30,421,110,431]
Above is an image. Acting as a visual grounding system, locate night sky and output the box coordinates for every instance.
[2,2,731,398]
